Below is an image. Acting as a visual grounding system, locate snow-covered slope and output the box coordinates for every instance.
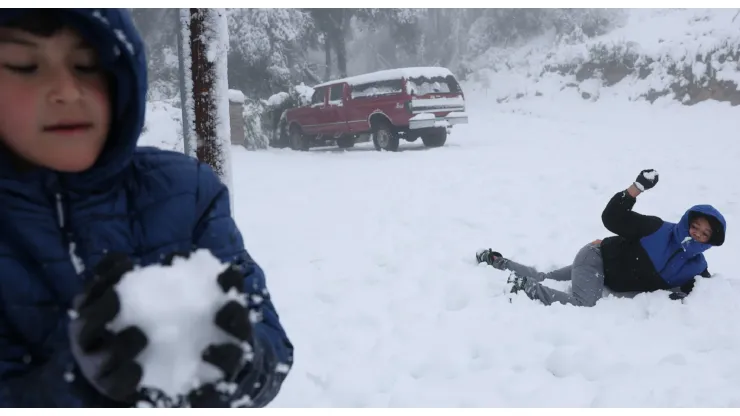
[466,8,740,105]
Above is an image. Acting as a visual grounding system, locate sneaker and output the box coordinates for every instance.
[476,248,506,269]
[475,248,491,264]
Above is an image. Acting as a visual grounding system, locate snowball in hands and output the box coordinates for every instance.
[642,170,658,180]
[635,169,658,191]
[108,249,242,398]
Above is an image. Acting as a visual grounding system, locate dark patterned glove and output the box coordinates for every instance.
[669,291,687,301]
[68,252,148,405]
[634,169,659,192]
[161,253,253,408]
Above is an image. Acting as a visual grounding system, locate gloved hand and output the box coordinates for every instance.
[634,169,659,192]
[161,253,253,408]
[669,291,687,301]
[68,252,148,405]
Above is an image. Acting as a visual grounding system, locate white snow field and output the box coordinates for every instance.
[229,92,740,408]
[137,8,740,407]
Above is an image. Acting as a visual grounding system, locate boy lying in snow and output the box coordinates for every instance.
[476,169,726,307]
[0,9,292,407]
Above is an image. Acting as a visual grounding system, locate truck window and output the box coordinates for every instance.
[311,88,326,105]
[350,79,403,99]
[329,84,343,102]
[406,75,462,95]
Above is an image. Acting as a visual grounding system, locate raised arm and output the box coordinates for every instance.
[602,169,664,240]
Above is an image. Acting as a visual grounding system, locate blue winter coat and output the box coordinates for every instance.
[640,204,726,287]
[0,9,293,407]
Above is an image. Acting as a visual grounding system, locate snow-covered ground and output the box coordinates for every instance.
[138,80,740,409]
[141,100,184,153]
[223,89,739,407]
[136,8,740,407]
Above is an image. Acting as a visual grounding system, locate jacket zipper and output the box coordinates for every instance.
[55,192,86,275]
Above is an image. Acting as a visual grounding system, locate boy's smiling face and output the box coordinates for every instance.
[689,215,713,244]
[0,25,110,172]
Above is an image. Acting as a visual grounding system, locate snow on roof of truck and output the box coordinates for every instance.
[314,66,455,89]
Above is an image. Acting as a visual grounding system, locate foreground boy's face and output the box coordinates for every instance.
[0,26,110,172]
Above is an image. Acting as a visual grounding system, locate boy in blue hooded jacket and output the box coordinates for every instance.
[0,9,293,407]
[477,169,727,307]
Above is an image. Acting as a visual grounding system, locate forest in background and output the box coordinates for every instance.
[132,9,628,151]
[131,8,624,102]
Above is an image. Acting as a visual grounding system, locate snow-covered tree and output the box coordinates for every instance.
[464,9,623,56]
[305,9,355,79]
[227,8,313,99]
[178,9,196,157]
[130,9,180,101]
[346,9,468,74]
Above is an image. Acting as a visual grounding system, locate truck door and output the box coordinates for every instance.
[300,87,327,136]
[322,83,348,136]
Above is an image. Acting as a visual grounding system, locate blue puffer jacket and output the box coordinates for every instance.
[641,205,726,287]
[0,9,293,407]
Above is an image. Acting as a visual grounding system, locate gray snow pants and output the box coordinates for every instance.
[505,242,605,307]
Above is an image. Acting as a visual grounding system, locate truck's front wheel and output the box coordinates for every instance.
[289,127,309,151]
[372,122,399,152]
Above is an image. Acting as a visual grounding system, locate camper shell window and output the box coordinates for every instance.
[406,75,462,96]
[350,79,404,99]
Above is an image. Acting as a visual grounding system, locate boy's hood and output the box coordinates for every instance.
[673,204,727,253]
[0,9,147,191]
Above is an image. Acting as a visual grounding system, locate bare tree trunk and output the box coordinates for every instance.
[334,10,349,78]
[448,10,463,68]
[189,9,216,169]
[324,35,332,81]
[187,8,233,208]
[188,9,226,173]
[335,29,347,78]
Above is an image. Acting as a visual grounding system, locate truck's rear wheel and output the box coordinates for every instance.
[289,127,309,151]
[372,121,399,152]
[421,128,447,148]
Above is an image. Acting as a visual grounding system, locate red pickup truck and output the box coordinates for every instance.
[284,67,469,151]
